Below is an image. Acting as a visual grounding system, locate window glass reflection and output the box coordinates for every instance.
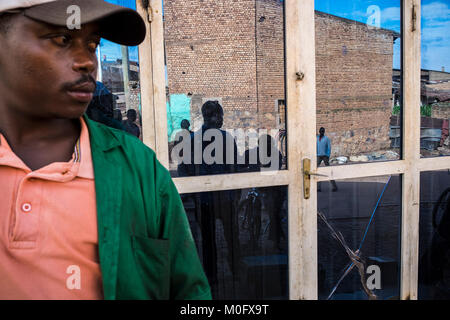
[418,170,450,299]
[420,0,450,158]
[182,186,288,299]
[315,1,401,165]
[87,0,143,140]
[175,101,284,177]
[164,0,287,177]
[318,175,402,300]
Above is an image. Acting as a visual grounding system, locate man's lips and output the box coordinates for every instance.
[65,82,96,103]
[66,91,94,103]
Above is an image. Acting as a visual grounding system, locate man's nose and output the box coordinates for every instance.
[72,48,97,74]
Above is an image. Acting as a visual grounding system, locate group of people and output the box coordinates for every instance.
[174,101,287,289]
[176,104,338,191]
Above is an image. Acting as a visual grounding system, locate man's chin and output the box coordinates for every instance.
[51,105,89,120]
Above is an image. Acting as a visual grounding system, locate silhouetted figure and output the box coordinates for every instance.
[177,101,240,288]
[86,81,124,130]
[317,127,337,192]
[122,109,141,138]
[177,101,237,177]
[173,119,193,161]
[180,119,193,134]
[175,119,193,147]
[113,109,123,122]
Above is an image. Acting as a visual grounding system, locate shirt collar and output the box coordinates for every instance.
[77,117,95,179]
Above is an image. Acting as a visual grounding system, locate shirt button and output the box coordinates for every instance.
[22,203,32,213]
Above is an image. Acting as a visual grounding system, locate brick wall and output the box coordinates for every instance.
[432,102,450,120]
[164,0,396,157]
[164,0,258,128]
[255,0,286,128]
[315,11,396,155]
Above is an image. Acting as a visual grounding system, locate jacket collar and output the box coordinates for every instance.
[82,114,122,152]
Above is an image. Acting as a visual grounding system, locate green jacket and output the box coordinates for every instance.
[83,115,211,300]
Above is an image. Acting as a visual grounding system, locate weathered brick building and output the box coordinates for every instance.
[164,0,398,157]
[314,11,398,156]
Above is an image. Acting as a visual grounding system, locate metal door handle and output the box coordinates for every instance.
[303,158,328,199]
[304,170,328,177]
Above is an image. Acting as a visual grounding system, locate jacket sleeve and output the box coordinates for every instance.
[154,159,212,300]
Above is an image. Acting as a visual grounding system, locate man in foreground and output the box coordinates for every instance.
[0,0,211,300]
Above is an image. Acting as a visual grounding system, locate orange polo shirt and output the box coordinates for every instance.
[0,118,103,300]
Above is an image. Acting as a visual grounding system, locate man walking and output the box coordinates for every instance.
[317,127,338,192]
[0,0,210,300]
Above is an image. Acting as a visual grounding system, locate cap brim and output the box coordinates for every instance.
[23,0,146,46]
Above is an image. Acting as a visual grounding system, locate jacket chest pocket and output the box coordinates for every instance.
[132,235,170,299]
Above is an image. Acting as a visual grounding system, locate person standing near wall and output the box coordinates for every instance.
[317,127,338,192]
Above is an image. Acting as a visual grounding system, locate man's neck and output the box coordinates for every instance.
[0,110,77,143]
[0,109,81,171]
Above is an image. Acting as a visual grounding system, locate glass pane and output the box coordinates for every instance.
[418,170,450,299]
[420,0,450,158]
[182,186,288,299]
[87,0,143,140]
[315,1,402,166]
[318,175,402,300]
[163,0,287,177]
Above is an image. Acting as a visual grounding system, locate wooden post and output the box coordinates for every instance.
[286,0,318,300]
[135,0,169,166]
[121,45,131,111]
[401,0,421,300]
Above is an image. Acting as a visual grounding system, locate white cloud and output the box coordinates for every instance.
[422,20,450,43]
[421,1,450,71]
[380,7,401,23]
[422,1,450,21]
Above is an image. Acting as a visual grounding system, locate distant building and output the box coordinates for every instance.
[393,68,450,108]
[100,59,141,112]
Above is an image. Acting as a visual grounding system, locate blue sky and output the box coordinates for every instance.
[420,1,450,71]
[315,0,449,72]
[99,0,449,72]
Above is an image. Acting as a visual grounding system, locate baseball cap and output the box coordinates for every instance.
[0,0,146,46]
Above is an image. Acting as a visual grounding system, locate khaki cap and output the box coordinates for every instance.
[0,0,146,46]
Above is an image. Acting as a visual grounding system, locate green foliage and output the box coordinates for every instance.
[421,104,432,117]
[391,105,433,117]
[392,105,401,115]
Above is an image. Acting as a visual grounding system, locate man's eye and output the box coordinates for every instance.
[88,41,100,52]
[52,35,71,46]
